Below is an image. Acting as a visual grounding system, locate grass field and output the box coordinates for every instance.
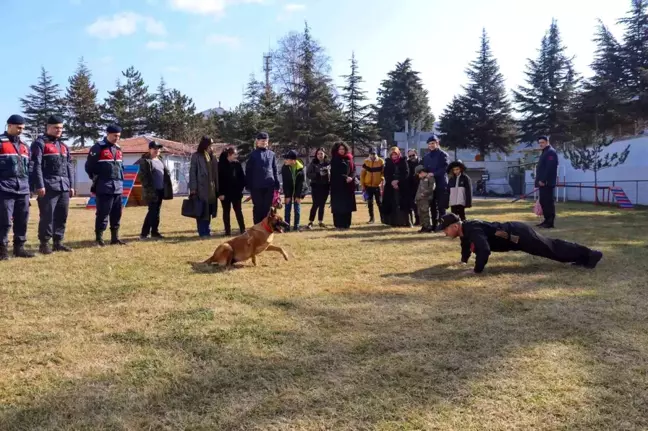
[1,197,648,430]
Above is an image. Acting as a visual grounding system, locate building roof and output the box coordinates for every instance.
[70,136,227,157]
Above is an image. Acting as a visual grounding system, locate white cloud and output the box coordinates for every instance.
[283,3,305,12]
[205,34,241,49]
[169,0,265,16]
[86,12,166,39]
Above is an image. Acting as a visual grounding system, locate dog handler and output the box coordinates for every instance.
[439,213,603,274]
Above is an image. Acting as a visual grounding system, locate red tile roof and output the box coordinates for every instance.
[70,136,227,156]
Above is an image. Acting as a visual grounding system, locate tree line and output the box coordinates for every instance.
[15,1,648,165]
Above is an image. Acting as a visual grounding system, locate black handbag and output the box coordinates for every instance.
[181,196,203,219]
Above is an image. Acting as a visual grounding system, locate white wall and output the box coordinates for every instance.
[524,135,648,205]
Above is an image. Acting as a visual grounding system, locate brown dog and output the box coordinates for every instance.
[201,208,290,267]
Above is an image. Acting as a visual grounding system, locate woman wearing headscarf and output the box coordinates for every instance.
[189,136,219,237]
[382,146,411,227]
[329,142,357,229]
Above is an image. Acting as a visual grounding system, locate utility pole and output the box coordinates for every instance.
[263,53,272,97]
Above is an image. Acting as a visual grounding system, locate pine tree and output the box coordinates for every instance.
[150,77,174,139]
[565,133,630,187]
[65,58,101,148]
[438,96,470,159]
[19,67,65,140]
[514,19,578,149]
[376,59,434,145]
[102,66,154,138]
[340,53,377,154]
[618,0,648,128]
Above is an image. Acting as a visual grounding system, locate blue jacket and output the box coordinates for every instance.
[535,145,558,187]
[31,135,74,193]
[245,147,280,190]
[0,132,30,195]
[422,149,450,187]
[85,138,124,195]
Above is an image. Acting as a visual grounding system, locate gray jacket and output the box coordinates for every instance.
[189,152,219,214]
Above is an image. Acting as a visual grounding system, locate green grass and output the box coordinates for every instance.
[1,197,647,430]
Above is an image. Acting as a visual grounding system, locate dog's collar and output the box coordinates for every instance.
[261,220,273,233]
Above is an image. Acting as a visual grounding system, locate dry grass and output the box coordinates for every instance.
[1,197,647,430]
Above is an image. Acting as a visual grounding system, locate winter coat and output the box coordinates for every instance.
[136,153,173,204]
[415,175,436,201]
[422,149,450,188]
[189,151,219,219]
[447,173,472,208]
[218,152,245,200]
[281,159,306,199]
[360,157,385,188]
[306,158,331,186]
[245,147,280,190]
[329,153,357,214]
[382,156,410,224]
[535,145,558,188]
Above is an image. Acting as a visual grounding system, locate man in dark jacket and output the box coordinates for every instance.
[31,115,75,254]
[245,132,280,224]
[440,213,603,274]
[422,135,450,226]
[407,149,421,225]
[0,115,34,260]
[136,140,173,240]
[281,150,306,232]
[85,124,126,246]
[535,136,559,228]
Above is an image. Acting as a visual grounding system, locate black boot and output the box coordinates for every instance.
[14,243,35,258]
[110,228,126,245]
[39,241,53,255]
[0,244,9,261]
[96,231,106,247]
[53,239,72,252]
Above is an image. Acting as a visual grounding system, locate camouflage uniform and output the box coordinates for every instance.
[415,175,436,229]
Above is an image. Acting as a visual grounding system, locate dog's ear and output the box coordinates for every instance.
[268,207,277,218]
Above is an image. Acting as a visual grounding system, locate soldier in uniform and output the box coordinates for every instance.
[31,115,75,254]
[85,124,126,247]
[0,115,35,260]
[439,213,603,274]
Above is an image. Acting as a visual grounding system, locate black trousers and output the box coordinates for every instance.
[38,190,70,243]
[539,186,556,226]
[222,197,245,234]
[450,205,466,221]
[0,191,29,246]
[95,194,123,232]
[141,190,164,236]
[309,184,329,223]
[251,187,274,225]
[365,186,382,221]
[511,222,591,264]
[333,212,352,229]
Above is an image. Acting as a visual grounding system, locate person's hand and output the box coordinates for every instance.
[427,173,434,178]
[37,188,46,198]
[70,189,76,198]
[346,177,353,183]
[189,190,196,196]
[539,181,545,187]
[218,195,225,201]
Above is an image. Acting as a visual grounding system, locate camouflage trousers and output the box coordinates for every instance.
[416,199,432,229]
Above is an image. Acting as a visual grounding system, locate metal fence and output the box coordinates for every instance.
[524,180,648,206]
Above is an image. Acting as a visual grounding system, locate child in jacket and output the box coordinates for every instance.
[414,165,436,232]
[446,160,472,221]
[281,150,306,231]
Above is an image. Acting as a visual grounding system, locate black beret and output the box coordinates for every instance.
[106,124,122,134]
[7,114,25,125]
[439,213,461,230]
[256,131,269,140]
[47,115,64,125]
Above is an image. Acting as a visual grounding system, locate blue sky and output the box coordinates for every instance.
[2,0,631,124]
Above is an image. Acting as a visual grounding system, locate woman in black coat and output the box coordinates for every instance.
[382,146,412,227]
[306,147,330,229]
[218,147,246,235]
[329,142,357,229]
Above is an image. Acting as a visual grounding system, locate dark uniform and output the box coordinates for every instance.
[31,125,74,253]
[0,115,34,260]
[85,130,125,246]
[535,137,558,228]
[440,214,603,273]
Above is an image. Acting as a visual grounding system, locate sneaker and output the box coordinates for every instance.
[294,226,302,232]
[367,219,375,224]
[53,242,72,252]
[139,235,149,241]
[39,242,53,255]
[151,232,164,239]
[584,250,603,269]
[285,226,292,233]
[14,245,35,258]
[306,223,314,230]
[318,222,327,229]
[0,245,10,261]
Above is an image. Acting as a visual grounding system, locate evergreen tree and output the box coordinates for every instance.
[340,52,377,154]
[618,0,648,128]
[64,58,101,148]
[376,58,434,145]
[514,19,578,149]
[565,133,630,187]
[102,66,154,138]
[150,77,173,139]
[19,67,65,140]
[438,96,471,159]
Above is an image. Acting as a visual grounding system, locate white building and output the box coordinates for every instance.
[70,136,201,196]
